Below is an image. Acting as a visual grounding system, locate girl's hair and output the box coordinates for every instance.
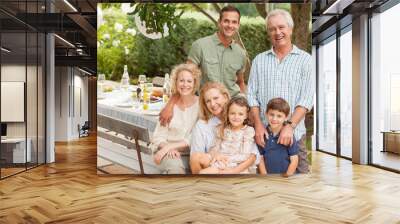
[170,63,201,95]
[198,82,230,121]
[217,96,250,139]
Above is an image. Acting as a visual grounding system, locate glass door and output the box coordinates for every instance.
[370,3,400,171]
[317,36,337,155]
[339,28,352,159]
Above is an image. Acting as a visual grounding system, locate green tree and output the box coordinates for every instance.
[98,6,136,80]
[129,3,311,82]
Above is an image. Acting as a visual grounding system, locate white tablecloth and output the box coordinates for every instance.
[97,88,163,132]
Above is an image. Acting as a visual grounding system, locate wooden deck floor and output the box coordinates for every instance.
[0,135,399,223]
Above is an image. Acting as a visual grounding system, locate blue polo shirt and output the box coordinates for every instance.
[258,127,299,174]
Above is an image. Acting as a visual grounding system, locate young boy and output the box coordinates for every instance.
[258,98,299,177]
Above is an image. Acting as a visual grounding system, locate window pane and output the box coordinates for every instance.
[1,31,27,177]
[340,29,352,158]
[318,37,337,154]
[371,3,400,171]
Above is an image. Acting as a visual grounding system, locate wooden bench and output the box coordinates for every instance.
[97,114,151,174]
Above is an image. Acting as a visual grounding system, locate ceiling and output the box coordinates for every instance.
[2,0,397,73]
[312,0,391,44]
[0,0,98,74]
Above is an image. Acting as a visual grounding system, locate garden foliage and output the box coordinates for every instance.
[98,17,269,81]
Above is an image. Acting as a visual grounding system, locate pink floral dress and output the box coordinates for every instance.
[209,125,258,173]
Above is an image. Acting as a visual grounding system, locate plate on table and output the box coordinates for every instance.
[115,102,133,108]
[150,96,162,103]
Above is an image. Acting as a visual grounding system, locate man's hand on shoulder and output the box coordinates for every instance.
[278,125,294,146]
[159,94,178,126]
[159,105,173,126]
[254,122,267,148]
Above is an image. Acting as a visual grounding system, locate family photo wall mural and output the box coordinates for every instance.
[96,2,313,176]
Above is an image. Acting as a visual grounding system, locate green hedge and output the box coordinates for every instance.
[239,22,269,63]
[100,18,270,81]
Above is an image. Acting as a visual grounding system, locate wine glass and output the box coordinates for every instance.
[97,74,106,96]
[98,74,106,83]
[145,82,153,93]
[98,74,105,91]
[138,74,146,90]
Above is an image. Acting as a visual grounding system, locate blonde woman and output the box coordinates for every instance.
[199,96,257,174]
[190,82,259,174]
[151,63,201,174]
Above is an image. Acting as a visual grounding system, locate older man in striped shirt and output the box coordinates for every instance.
[247,9,314,173]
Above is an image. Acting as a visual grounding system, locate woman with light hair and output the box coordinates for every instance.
[151,63,201,174]
[190,82,259,174]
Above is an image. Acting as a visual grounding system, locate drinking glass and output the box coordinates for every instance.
[131,91,140,109]
[141,83,153,110]
[142,90,150,110]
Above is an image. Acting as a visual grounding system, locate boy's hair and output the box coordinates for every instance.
[219,5,241,21]
[218,96,250,139]
[266,98,290,116]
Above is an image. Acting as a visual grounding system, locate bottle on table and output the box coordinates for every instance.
[138,74,146,93]
[162,73,171,103]
[120,65,130,91]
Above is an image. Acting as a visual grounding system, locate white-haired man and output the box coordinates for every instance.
[247,9,314,173]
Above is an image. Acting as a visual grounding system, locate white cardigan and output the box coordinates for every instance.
[151,99,199,152]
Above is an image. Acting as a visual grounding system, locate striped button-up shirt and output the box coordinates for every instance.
[247,45,314,140]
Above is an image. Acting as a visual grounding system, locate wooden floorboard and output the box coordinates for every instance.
[1,135,400,223]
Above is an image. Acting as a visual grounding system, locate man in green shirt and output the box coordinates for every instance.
[187,5,246,97]
[159,5,247,125]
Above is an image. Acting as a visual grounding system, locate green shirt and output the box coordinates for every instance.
[188,33,246,97]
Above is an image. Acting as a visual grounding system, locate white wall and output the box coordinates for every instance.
[1,63,46,164]
[54,67,89,141]
[72,73,89,137]
[55,66,69,141]
[1,65,27,137]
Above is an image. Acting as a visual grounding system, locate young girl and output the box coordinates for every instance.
[199,96,258,174]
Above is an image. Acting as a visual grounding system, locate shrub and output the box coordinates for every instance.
[98,18,270,81]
